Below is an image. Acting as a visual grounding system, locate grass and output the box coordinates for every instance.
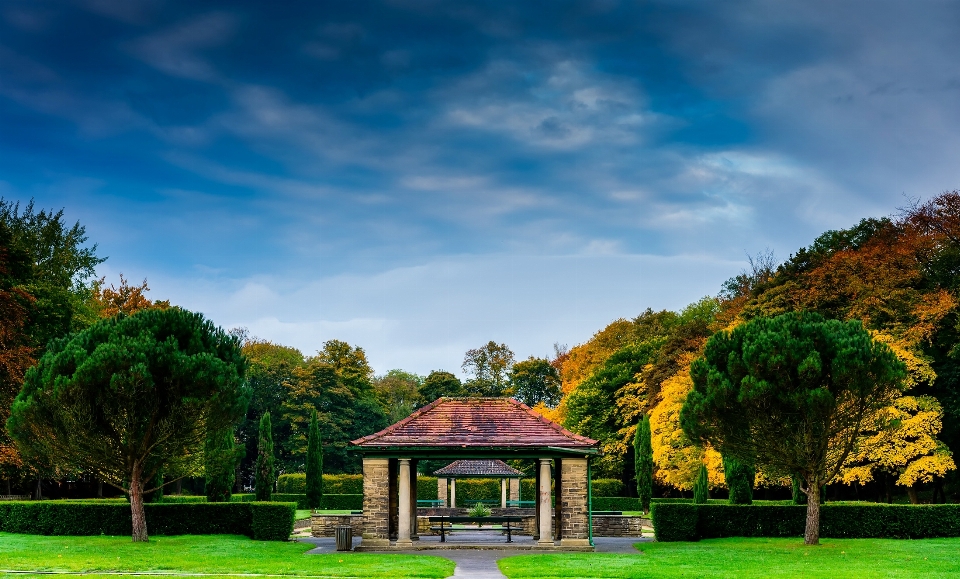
[0,533,454,578]
[498,537,960,578]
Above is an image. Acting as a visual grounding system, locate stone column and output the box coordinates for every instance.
[501,478,507,508]
[509,478,520,503]
[559,457,590,546]
[396,458,413,547]
[438,477,448,507]
[450,478,456,509]
[361,458,390,547]
[533,464,540,539]
[537,458,553,545]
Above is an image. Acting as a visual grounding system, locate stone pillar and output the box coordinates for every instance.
[361,458,390,547]
[559,457,590,546]
[537,458,553,545]
[533,464,540,539]
[501,478,507,508]
[438,477,448,507]
[396,458,413,547]
[450,478,456,508]
[509,478,520,503]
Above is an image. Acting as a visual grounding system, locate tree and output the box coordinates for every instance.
[205,428,243,503]
[681,312,907,544]
[306,409,323,510]
[723,456,755,504]
[462,341,515,397]
[510,357,562,408]
[373,370,422,423]
[692,463,709,504]
[6,307,249,541]
[256,412,275,501]
[88,274,170,319]
[419,370,463,406]
[635,414,653,513]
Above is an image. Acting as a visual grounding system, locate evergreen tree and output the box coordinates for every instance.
[205,428,242,502]
[635,415,653,513]
[792,475,804,504]
[723,456,755,505]
[693,463,709,504]
[306,409,323,510]
[256,412,275,501]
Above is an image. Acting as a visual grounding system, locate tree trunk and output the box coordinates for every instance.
[804,480,821,546]
[130,467,149,542]
[906,484,920,505]
[35,478,42,500]
[5,479,10,495]
[97,481,103,498]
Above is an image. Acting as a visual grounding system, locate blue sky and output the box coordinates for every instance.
[2,0,959,376]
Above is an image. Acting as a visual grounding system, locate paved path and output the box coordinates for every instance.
[301,536,649,579]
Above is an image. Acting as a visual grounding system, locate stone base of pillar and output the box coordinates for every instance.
[537,539,555,546]
[360,536,390,548]
[394,539,414,548]
[558,538,591,547]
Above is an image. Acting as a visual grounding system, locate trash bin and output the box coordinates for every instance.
[334,524,353,551]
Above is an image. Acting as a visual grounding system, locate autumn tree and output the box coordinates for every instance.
[7,308,250,541]
[462,341,515,397]
[88,274,170,318]
[510,356,561,408]
[681,312,906,545]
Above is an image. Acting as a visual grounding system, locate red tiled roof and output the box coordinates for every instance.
[351,397,598,449]
[433,459,523,477]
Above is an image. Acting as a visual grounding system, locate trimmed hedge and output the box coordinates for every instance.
[592,496,642,512]
[418,477,438,500]
[0,501,296,540]
[321,494,362,510]
[276,474,363,494]
[591,479,625,497]
[652,503,960,542]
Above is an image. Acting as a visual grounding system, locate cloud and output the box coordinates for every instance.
[127,12,238,82]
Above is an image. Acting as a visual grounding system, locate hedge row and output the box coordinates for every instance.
[276,474,364,494]
[0,501,295,540]
[652,503,960,541]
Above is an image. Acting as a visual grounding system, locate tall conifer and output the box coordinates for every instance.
[635,415,653,514]
[306,409,323,510]
[256,412,275,501]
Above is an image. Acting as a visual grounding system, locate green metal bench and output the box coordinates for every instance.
[505,500,535,508]
[428,515,523,543]
[417,499,444,507]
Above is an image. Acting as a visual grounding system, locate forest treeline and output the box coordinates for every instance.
[2,193,959,501]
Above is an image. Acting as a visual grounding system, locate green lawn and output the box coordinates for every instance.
[0,534,454,578]
[499,537,960,578]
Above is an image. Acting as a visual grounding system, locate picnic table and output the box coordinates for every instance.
[428,515,524,543]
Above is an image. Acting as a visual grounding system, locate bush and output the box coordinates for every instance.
[592,497,642,511]
[0,500,298,540]
[321,494,363,511]
[651,503,960,541]
[272,493,309,509]
[250,502,296,541]
[231,494,255,503]
[418,477,438,500]
[450,479,501,503]
[159,495,206,504]
[277,474,364,495]
[591,479,625,497]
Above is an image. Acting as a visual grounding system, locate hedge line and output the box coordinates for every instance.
[276,474,364,494]
[0,501,296,540]
[652,503,960,541]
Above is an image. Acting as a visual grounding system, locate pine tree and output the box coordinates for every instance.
[635,415,653,514]
[693,463,709,504]
[256,412,275,501]
[306,409,323,510]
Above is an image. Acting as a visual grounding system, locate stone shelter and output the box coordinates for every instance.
[432,459,523,508]
[349,397,600,550]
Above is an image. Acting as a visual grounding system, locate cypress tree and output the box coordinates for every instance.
[306,409,323,510]
[792,475,804,504]
[206,428,242,502]
[723,455,755,505]
[693,463,709,504]
[256,412,275,501]
[635,415,653,514]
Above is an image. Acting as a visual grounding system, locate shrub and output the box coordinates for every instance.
[592,497,642,512]
[418,477,438,500]
[450,479,501,503]
[591,479,625,497]
[159,495,206,504]
[250,502,296,541]
[277,474,365,495]
[693,464,709,504]
[652,503,960,541]
[321,494,363,511]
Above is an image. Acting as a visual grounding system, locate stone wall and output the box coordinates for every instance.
[311,514,365,537]
[361,458,390,544]
[559,458,589,544]
[591,515,647,537]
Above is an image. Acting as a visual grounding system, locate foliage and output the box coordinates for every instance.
[250,502,296,540]
[723,456,754,505]
[373,369,422,423]
[205,427,243,503]
[462,341,515,397]
[510,357,562,408]
[590,478,625,497]
[418,370,464,406]
[305,409,323,510]
[277,473,363,494]
[635,415,653,512]
[256,412,275,501]
[87,274,170,319]
[468,502,492,518]
[6,308,249,541]
[681,312,908,544]
[591,496,642,511]
[693,464,709,504]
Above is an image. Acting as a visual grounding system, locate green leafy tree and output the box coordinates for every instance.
[418,370,464,406]
[681,312,907,544]
[373,370,422,423]
[462,341,515,397]
[635,414,653,513]
[510,356,561,408]
[306,409,323,510]
[723,455,755,505]
[692,463,709,503]
[256,412,275,501]
[205,428,243,503]
[6,307,249,541]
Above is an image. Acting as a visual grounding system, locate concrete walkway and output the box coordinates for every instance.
[301,536,649,579]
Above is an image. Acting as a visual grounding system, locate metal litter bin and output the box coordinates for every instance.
[334,524,352,551]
